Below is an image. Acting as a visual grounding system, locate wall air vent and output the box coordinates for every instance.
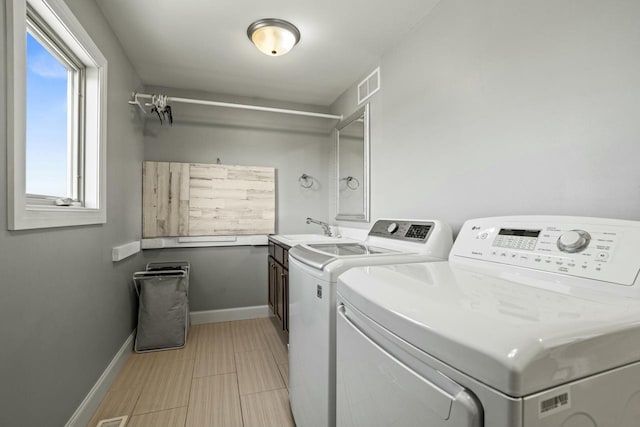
[357,67,380,104]
[96,416,128,427]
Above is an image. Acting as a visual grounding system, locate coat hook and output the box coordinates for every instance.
[299,174,314,189]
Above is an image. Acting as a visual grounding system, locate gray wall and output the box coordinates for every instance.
[143,86,333,310]
[332,0,640,232]
[0,0,144,425]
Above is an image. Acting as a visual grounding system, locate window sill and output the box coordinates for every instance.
[26,204,96,212]
[11,204,106,230]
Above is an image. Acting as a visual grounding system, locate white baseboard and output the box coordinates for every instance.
[190,305,270,324]
[65,330,135,427]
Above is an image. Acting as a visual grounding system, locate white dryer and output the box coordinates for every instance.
[288,219,453,427]
[336,216,640,427]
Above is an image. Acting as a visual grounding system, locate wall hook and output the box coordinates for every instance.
[299,174,314,189]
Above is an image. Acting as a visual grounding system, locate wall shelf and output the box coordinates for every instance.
[141,235,268,249]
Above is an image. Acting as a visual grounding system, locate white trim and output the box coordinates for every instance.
[6,0,26,230]
[141,235,268,249]
[190,305,271,324]
[6,0,108,230]
[65,331,135,427]
[111,241,141,262]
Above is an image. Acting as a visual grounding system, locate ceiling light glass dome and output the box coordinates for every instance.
[247,18,300,56]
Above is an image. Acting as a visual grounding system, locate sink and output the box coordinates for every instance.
[280,234,338,241]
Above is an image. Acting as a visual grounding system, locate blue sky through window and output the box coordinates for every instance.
[26,32,69,197]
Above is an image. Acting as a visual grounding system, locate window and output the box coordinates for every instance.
[7,0,107,229]
[26,9,84,202]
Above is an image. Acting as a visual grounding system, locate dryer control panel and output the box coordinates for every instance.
[450,216,640,288]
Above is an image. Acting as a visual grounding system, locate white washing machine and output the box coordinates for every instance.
[336,215,640,427]
[288,219,453,427]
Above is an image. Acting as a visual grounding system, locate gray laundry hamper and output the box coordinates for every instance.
[133,261,190,352]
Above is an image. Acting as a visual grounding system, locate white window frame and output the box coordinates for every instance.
[6,0,107,230]
[26,8,84,203]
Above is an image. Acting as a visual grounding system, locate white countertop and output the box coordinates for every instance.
[270,233,351,247]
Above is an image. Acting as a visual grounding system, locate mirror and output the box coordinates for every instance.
[336,104,369,222]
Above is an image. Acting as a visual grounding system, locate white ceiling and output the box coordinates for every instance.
[96,0,441,106]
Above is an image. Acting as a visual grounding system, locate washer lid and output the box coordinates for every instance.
[337,261,640,397]
[289,243,399,270]
[307,243,396,256]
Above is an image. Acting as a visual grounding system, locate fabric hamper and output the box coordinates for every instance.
[133,262,190,352]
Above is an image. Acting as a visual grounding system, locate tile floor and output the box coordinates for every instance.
[88,317,294,427]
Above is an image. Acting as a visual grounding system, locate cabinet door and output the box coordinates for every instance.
[276,263,285,324]
[268,257,277,314]
[283,268,289,333]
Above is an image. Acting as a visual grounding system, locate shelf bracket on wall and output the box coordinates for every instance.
[128,92,147,114]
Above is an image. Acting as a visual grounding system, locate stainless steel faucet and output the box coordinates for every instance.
[306,217,333,237]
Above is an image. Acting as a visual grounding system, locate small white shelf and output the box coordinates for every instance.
[141,235,268,249]
[112,241,141,261]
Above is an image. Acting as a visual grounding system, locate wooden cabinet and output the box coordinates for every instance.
[268,237,290,340]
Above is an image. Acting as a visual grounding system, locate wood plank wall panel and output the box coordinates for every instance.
[188,164,275,236]
[156,162,170,236]
[142,161,158,238]
[142,161,190,238]
[143,162,275,237]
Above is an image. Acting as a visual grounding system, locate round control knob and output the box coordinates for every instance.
[557,230,591,253]
[387,223,399,234]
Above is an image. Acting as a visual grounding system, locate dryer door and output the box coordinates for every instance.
[337,301,483,427]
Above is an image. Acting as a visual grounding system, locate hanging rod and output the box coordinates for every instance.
[128,92,343,120]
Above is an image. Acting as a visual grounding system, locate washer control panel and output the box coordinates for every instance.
[451,216,640,287]
[493,228,539,251]
[369,219,434,242]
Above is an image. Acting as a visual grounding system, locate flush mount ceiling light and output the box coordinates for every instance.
[247,18,300,57]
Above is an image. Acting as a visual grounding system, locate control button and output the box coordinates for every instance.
[479,232,488,240]
[596,252,610,261]
[387,223,399,234]
[557,230,591,253]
